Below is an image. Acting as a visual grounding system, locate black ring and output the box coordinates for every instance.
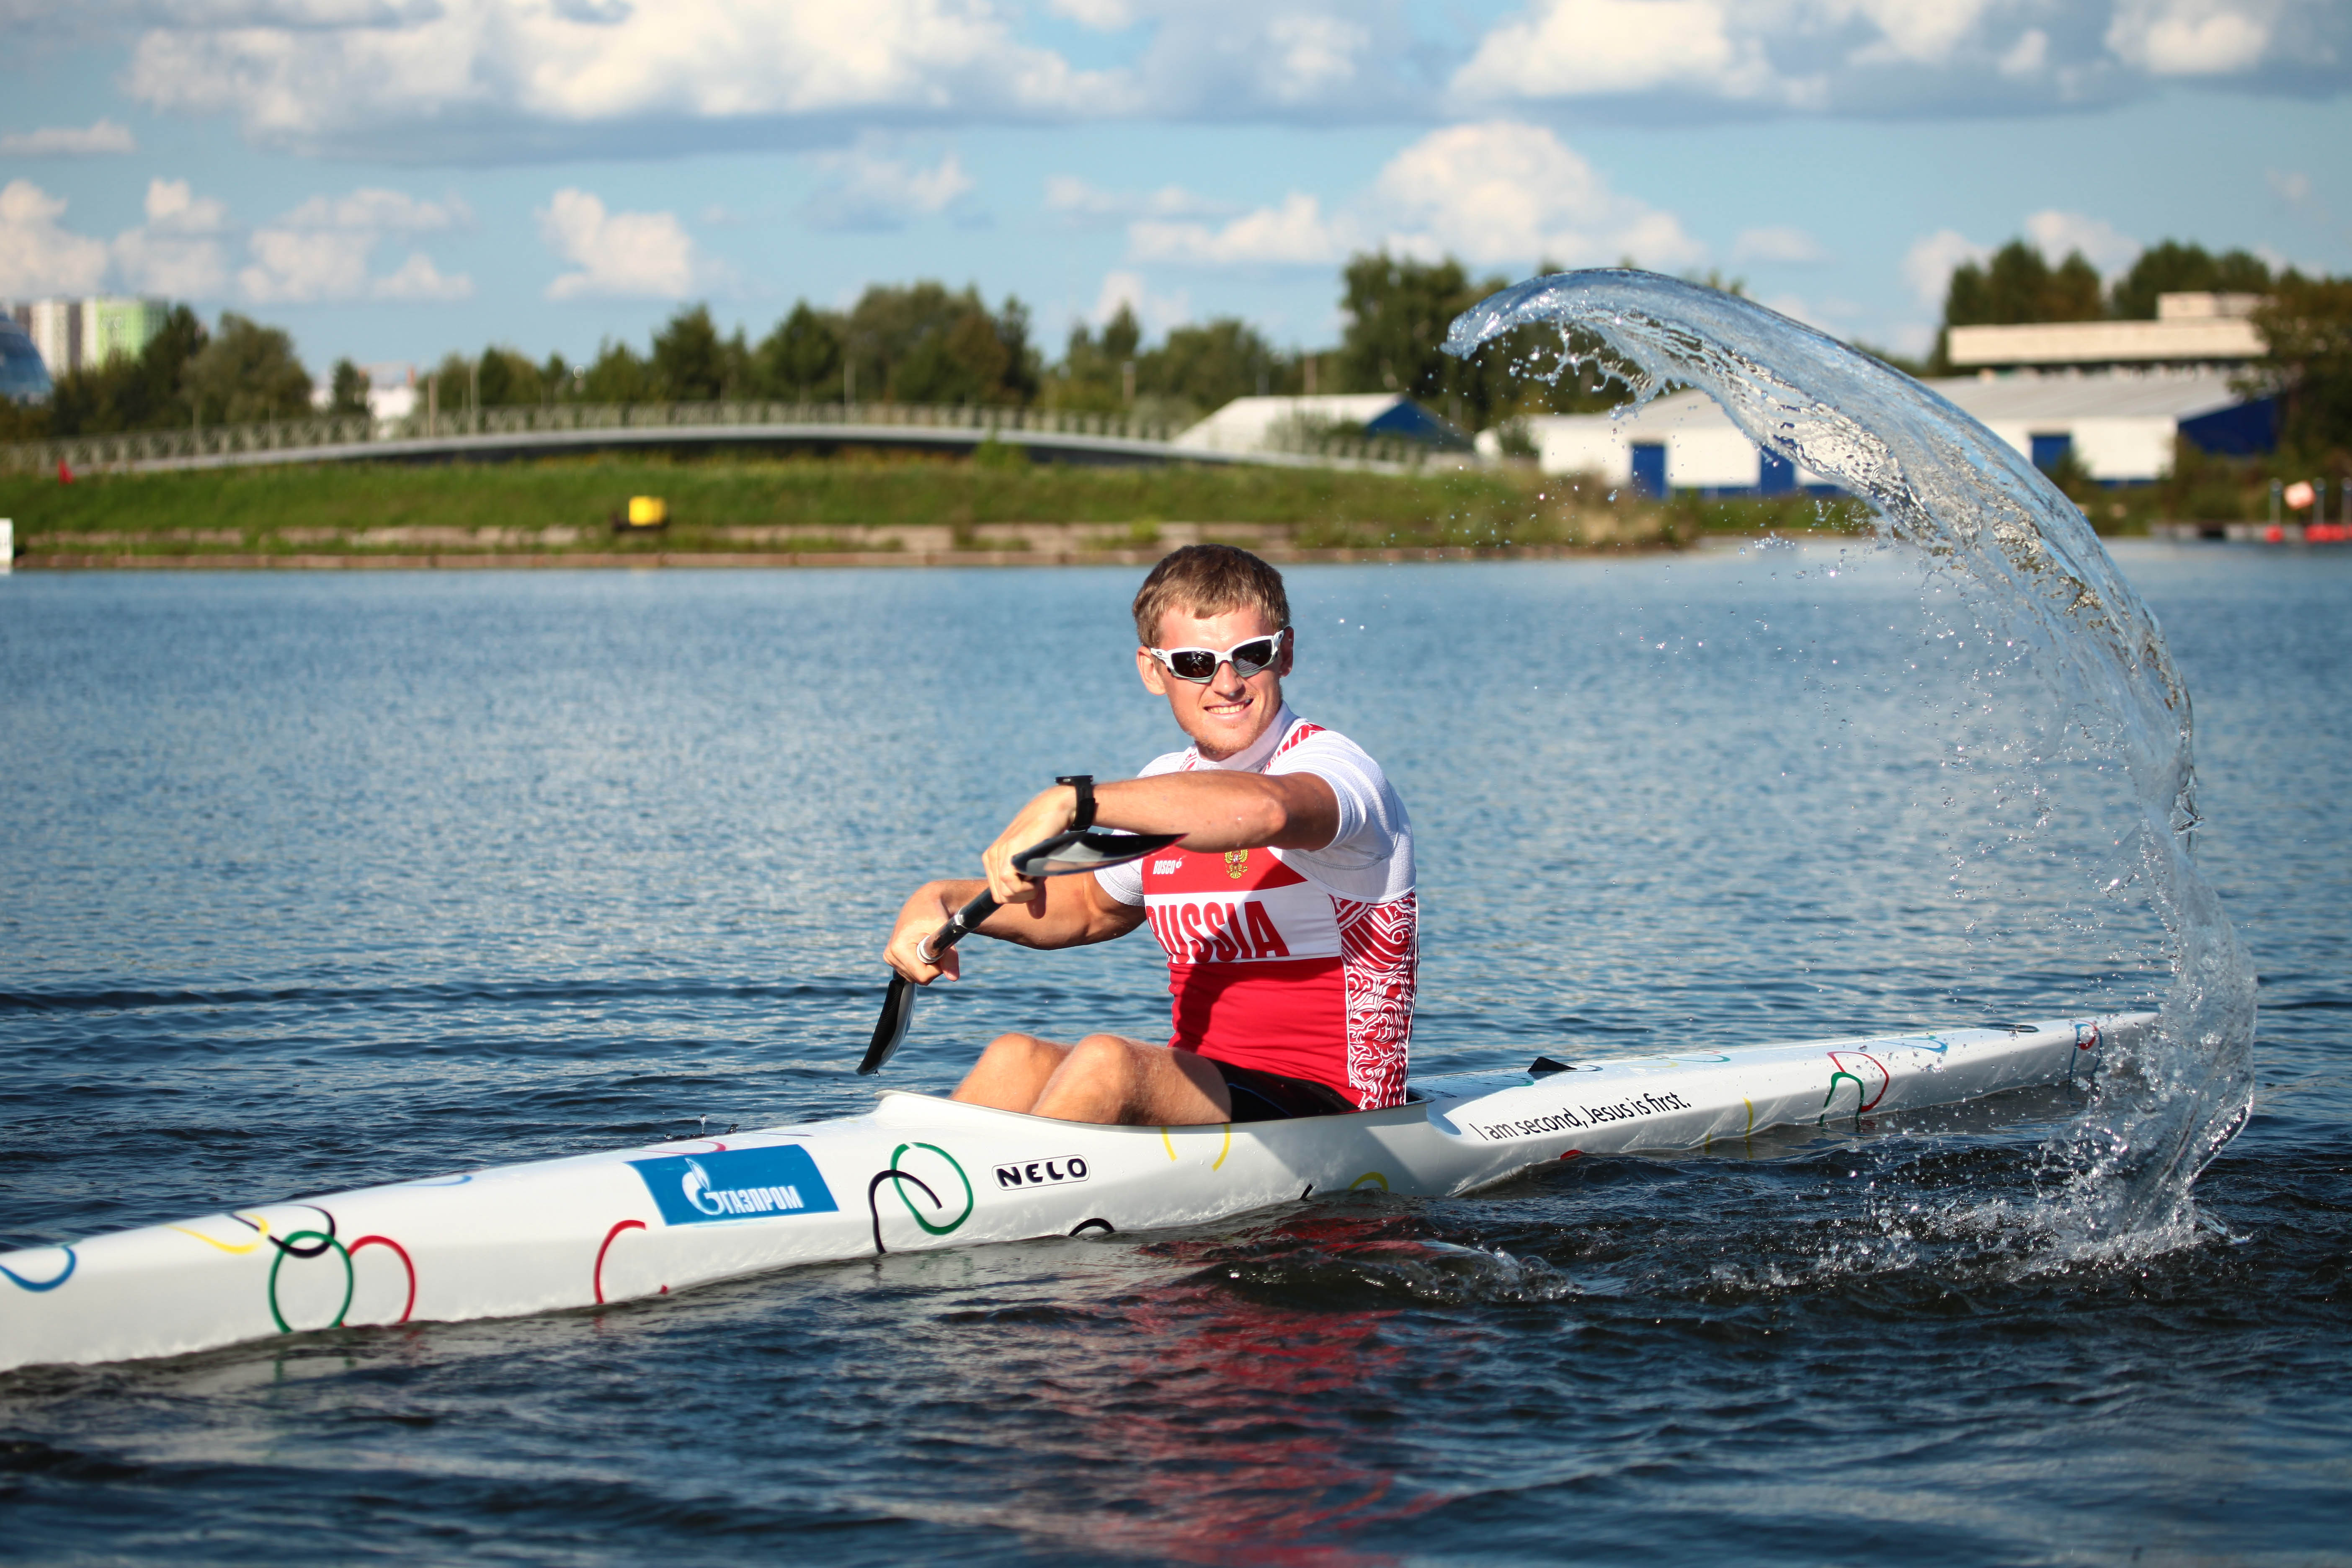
[867,1168,941,1256]
[1068,1218,1114,1236]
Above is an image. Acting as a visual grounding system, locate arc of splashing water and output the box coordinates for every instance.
[1442,271,2256,1237]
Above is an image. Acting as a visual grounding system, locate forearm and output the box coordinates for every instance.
[908,878,1128,950]
[1091,771,1334,852]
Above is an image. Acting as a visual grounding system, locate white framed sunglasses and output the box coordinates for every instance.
[1145,628,1289,684]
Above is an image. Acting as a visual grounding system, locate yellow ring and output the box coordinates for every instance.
[1349,1171,1390,1191]
[1212,1124,1230,1171]
[169,1212,272,1254]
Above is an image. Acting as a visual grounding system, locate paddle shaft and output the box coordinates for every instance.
[916,887,999,966]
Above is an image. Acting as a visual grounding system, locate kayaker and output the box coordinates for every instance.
[882,543,1416,1126]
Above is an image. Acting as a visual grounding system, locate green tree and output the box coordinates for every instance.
[328,358,370,417]
[38,304,209,435]
[1046,304,1142,412]
[755,302,843,401]
[2254,272,2352,455]
[580,339,657,404]
[473,346,544,407]
[650,304,749,401]
[841,282,1037,405]
[183,312,312,426]
[1944,240,2105,328]
[1338,252,1485,403]
[2111,241,2274,320]
[1148,317,1288,410]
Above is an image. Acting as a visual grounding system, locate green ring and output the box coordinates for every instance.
[267,1230,353,1334]
[889,1142,973,1235]
[1821,1070,1865,1123]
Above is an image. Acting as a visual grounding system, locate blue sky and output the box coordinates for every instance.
[3,0,2344,383]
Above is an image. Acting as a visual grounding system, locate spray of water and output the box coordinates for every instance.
[1445,270,2257,1242]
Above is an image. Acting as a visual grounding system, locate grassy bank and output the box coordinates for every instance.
[2,453,1874,562]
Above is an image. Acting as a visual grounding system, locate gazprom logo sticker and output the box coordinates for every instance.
[628,1144,840,1227]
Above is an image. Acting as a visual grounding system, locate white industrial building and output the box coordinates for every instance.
[1503,369,2269,493]
[1488,290,2277,494]
[1175,393,1467,455]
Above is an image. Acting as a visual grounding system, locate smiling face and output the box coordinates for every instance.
[1136,603,1295,762]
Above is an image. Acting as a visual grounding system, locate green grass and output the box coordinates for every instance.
[1,452,1871,557]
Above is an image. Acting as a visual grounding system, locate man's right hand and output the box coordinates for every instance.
[883,880,976,985]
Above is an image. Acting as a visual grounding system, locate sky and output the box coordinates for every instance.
[1,0,2345,385]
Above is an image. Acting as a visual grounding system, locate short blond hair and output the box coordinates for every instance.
[1131,544,1292,645]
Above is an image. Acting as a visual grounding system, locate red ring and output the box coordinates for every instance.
[593,1219,647,1305]
[347,1234,416,1323]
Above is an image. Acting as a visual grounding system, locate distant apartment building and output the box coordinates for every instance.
[7,297,171,380]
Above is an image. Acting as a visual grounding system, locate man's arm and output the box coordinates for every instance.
[884,866,1146,984]
[977,772,1337,908]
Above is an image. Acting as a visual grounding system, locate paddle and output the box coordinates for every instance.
[859,775,1181,1076]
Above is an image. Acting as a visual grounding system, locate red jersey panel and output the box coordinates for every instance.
[1139,843,1416,1109]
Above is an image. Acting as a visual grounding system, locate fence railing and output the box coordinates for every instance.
[1,400,1430,475]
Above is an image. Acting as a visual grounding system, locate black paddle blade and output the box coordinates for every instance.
[1011,828,1184,878]
[860,973,915,1075]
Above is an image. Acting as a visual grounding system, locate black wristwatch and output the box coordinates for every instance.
[1056,774,1096,831]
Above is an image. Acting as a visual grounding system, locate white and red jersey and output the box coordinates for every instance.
[1096,707,1416,1110]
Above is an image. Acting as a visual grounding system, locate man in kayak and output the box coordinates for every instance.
[883,543,1416,1126]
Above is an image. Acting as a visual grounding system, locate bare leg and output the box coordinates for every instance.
[952,1032,1071,1111]
[1030,1034,1233,1126]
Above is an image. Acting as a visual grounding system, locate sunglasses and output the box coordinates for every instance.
[1146,628,1288,684]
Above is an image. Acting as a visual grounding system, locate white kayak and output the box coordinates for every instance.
[0,1013,2145,1373]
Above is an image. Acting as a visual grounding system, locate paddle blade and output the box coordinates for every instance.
[860,974,916,1075]
[1011,829,1184,878]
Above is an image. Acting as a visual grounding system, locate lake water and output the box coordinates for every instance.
[1,547,2345,1564]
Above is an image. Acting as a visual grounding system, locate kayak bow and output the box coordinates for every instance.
[0,1013,2144,1373]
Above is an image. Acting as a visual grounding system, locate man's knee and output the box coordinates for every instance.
[1065,1033,1141,1075]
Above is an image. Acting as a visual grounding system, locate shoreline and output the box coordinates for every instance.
[13,540,1680,571]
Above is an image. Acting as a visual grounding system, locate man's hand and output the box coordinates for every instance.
[978,781,1081,908]
[884,880,977,984]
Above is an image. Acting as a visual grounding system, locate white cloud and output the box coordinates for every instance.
[1376,121,1702,268]
[0,119,138,156]
[1903,228,1988,308]
[1998,27,2050,77]
[113,178,232,296]
[1132,192,1351,267]
[123,0,1119,155]
[539,187,697,300]
[2024,209,2139,274]
[1730,224,1828,265]
[1453,0,1771,102]
[2105,0,2273,74]
[801,142,975,232]
[371,251,472,300]
[239,184,473,302]
[2267,168,2312,206]
[1132,123,1700,272]
[1090,268,1191,336]
[1045,175,1231,226]
[1049,0,1137,27]
[0,181,111,297]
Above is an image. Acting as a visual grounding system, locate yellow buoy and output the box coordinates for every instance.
[627,496,668,527]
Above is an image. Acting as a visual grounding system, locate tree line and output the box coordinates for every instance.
[2,255,1642,446]
[9,242,2345,460]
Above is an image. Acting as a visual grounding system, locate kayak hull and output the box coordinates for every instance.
[0,1014,2143,1373]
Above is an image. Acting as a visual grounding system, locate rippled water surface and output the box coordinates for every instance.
[1,549,2346,1564]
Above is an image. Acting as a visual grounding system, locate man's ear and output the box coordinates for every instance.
[1137,646,1168,694]
[1277,628,1296,678]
